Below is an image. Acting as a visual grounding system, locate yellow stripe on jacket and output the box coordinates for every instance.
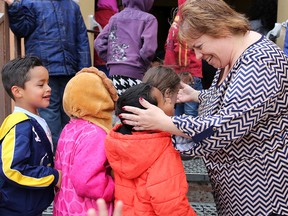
[0,112,55,187]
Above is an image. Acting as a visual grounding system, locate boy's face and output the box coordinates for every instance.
[152,86,179,116]
[14,66,51,114]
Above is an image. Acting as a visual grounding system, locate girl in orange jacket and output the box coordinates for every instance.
[105,66,197,216]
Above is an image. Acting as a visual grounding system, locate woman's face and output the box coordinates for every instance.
[190,34,232,69]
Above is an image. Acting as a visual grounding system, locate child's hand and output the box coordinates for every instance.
[56,170,62,188]
[87,199,123,216]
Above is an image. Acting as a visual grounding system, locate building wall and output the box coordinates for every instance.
[79,0,95,65]
[276,0,288,49]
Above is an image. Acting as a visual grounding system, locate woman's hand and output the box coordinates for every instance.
[177,82,200,103]
[87,199,123,216]
[120,98,186,136]
[120,97,170,131]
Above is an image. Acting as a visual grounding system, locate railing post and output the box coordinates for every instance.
[0,2,11,123]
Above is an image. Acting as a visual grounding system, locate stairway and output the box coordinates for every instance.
[43,158,217,216]
[183,158,218,216]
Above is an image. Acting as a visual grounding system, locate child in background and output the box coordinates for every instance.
[94,0,119,76]
[105,66,197,215]
[0,56,61,216]
[164,0,202,117]
[94,0,158,95]
[53,67,118,216]
[143,66,197,155]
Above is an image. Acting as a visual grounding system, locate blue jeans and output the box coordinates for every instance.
[38,76,71,150]
[175,77,203,117]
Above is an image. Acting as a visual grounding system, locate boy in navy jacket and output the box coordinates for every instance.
[0,57,61,216]
[3,0,91,150]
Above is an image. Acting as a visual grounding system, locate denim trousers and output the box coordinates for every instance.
[38,76,71,150]
[175,77,203,117]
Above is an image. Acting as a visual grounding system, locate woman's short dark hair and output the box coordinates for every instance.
[178,0,250,42]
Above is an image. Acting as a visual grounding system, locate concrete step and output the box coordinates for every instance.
[191,202,218,216]
[183,157,210,182]
[184,158,218,215]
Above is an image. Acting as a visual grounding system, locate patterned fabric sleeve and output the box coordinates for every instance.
[172,41,288,155]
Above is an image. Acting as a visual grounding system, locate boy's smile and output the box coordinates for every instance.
[14,66,51,114]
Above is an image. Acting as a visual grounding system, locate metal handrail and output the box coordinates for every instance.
[266,19,288,40]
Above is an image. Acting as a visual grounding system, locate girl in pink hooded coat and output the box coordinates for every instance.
[53,67,118,216]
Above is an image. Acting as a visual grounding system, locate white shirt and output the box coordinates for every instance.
[13,106,53,152]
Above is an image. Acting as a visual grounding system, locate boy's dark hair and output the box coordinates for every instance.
[143,65,180,96]
[116,83,158,134]
[1,56,43,100]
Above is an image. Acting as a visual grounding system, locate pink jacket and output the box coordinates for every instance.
[53,118,114,216]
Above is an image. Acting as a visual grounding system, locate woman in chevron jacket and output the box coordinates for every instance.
[119,0,288,215]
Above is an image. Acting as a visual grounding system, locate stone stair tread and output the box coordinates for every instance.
[183,158,207,174]
[183,158,210,182]
[190,202,218,216]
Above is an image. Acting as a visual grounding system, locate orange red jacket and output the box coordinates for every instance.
[105,124,197,216]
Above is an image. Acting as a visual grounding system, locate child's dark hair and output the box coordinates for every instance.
[116,83,158,134]
[143,65,180,96]
[1,56,43,100]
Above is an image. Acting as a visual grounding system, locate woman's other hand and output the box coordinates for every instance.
[177,82,200,103]
[87,199,123,216]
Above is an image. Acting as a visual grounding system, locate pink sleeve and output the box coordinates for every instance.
[70,127,114,202]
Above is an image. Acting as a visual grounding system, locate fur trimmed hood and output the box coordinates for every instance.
[63,67,118,133]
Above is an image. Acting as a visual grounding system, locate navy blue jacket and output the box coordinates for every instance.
[7,0,91,76]
[0,113,58,216]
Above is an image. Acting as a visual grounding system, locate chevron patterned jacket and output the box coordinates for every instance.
[172,36,288,215]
